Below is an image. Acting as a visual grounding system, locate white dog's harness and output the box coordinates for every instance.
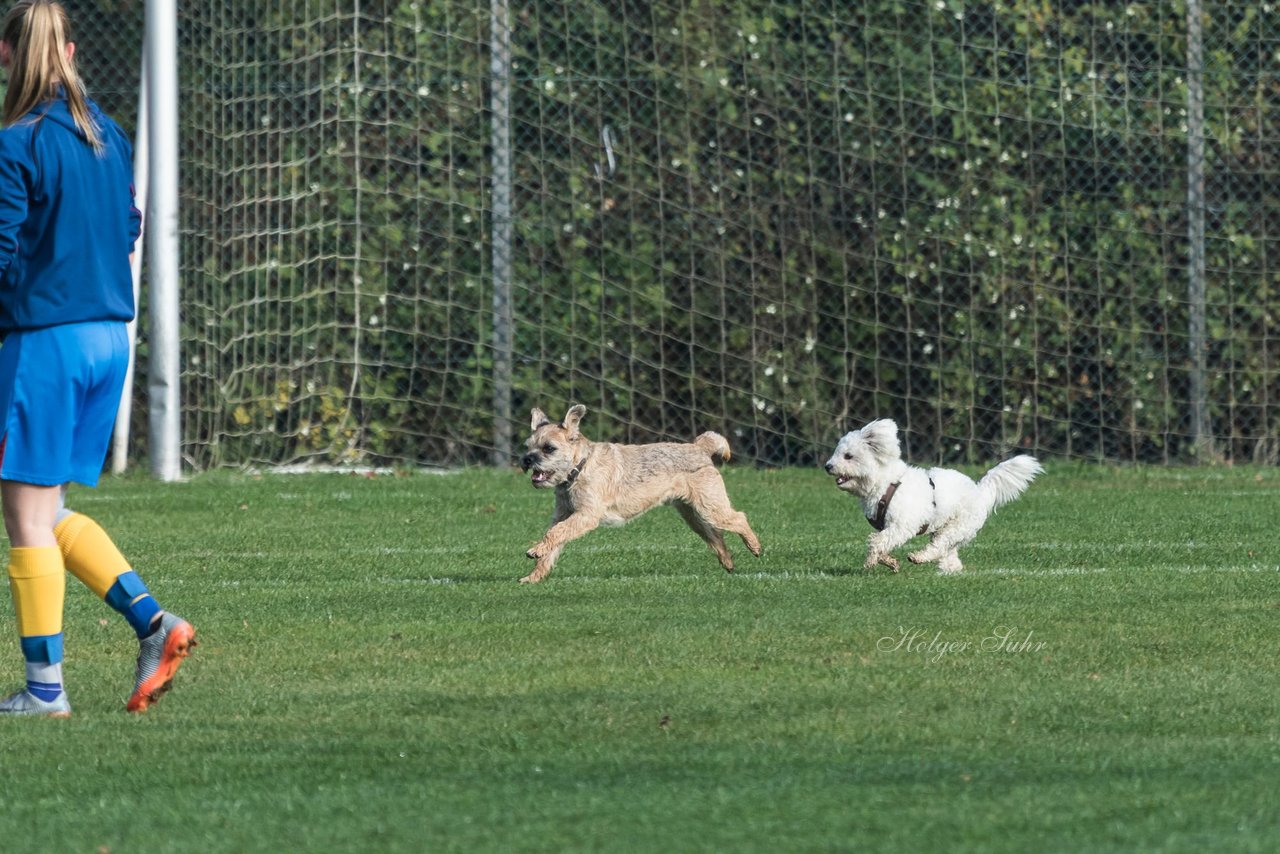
[868,478,935,535]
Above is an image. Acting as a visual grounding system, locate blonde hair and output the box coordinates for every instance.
[1,0,100,150]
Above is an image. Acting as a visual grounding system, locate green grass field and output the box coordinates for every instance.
[0,465,1276,852]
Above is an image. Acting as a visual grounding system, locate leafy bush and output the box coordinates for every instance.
[89,1,1280,468]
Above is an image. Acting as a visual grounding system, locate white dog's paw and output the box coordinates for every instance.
[864,552,900,572]
[937,556,963,575]
[907,551,930,565]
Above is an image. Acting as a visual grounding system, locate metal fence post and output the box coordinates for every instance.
[1185,0,1210,460]
[490,0,514,467]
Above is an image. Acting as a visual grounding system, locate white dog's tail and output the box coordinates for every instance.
[978,455,1043,511]
[694,431,732,463]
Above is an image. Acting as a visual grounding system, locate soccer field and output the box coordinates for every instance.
[0,466,1276,852]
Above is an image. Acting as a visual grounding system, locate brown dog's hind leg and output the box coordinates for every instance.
[685,473,763,562]
[726,511,762,557]
[673,500,735,572]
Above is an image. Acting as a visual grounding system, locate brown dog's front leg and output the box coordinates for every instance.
[538,514,600,552]
[520,545,561,584]
[519,513,600,583]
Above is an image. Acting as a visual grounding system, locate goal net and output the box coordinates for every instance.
[97,1,1280,468]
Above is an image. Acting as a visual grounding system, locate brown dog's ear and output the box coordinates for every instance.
[562,404,587,438]
[530,408,550,430]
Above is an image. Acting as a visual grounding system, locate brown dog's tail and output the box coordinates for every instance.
[694,431,732,463]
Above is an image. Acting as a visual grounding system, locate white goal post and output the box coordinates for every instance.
[111,0,181,481]
[145,0,181,481]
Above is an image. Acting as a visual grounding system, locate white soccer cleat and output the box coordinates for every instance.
[0,687,71,718]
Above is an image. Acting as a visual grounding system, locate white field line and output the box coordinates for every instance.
[165,540,1280,566]
[169,543,718,559]
[272,489,461,500]
[1030,541,1227,551]
[157,533,1279,585]
[207,576,462,587]
[733,564,1278,580]
[985,564,1277,576]
[169,560,1276,590]
[523,564,1280,584]
[256,465,462,476]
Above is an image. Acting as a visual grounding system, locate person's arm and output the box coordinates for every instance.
[0,133,31,280]
[127,180,142,256]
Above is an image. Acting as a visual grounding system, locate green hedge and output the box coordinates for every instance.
[92,1,1280,467]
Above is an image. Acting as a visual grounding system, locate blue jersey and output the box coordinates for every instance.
[0,91,141,333]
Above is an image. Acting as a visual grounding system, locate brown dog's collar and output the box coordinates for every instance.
[565,457,586,485]
[868,479,933,535]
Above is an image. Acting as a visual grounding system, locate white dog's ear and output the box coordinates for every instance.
[530,408,551,430]
[859,418,901,463]
[562,404,587,438]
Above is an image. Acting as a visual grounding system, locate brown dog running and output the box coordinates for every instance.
[518,404,762,583]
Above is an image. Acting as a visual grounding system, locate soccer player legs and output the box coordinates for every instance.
[0,324,196,716]
[0,0,195,716]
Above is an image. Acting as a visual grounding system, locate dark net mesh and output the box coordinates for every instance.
[70,2,1280,469]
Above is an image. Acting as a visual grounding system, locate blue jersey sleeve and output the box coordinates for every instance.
[0,130,33,280]
[128,181,141,252]
[111,124,142,252]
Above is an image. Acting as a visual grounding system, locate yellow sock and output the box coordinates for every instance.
[55,513,131,599]
[7,546,65,639]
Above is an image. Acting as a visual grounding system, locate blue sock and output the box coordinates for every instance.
[20,634,64,700]
[105,572,163,638]
[28,678,62,702]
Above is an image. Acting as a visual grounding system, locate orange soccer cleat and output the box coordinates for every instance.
[127,613,196,713]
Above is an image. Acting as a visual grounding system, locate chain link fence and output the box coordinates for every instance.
[71,1,1280,470]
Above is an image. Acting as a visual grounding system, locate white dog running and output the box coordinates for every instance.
[824,419,1042,574]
